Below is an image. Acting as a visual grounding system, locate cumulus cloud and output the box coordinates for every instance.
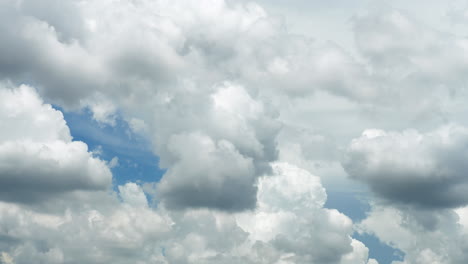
[78,1,284,210]
[0,0,106,107]
[0,83,112,204]
[157,163,375,264]
[6,0,468,263]
[140,82,279,211]
[357,203,468,264]
[0,164,376,264]
[157,132,258,211]
[0,0,386,212]
[1,0,444,213]
[0,195,172,264]
[236,163,354,263]
[149,82,280,210]
[0,80,375,263]
[343,124,468,208]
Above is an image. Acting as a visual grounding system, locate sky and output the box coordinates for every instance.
[2,0,468,263]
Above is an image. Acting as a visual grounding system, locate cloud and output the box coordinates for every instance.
[351,8,468,116]
[235,162,353,263]
[1,0,437,213]
[1,0,284,208]
[0,0,106,107]
[357,203,468,264]
[343,124,468,208]
[6,0,468,263]
[0,252,14,264]
[0,83,112,205]
[80,1,283,210]
[0,83,375,263]
[146,82,280,211]
[0,196,172,264]
[0,164,376,264]
[81,93,117,126]
[0,0,388,212]
[118,182,149,208]
[157,132,257,211]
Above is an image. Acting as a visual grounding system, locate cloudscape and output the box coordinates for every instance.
[1,0,468,263]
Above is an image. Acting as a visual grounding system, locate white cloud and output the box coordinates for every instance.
[108,156,119,168]
[0,83,112,204]
[144,81,280,211]
[358,204,468,264]
[0,0,380,213]
[0,83,71,142]
[118,182,148,208]
[81,93,117,126]
[157,132,257,211]
[5,0,468,263]
[343,124,468,208]
[0,162,375,264]
[0,81,375,264]
[0,252,14,264]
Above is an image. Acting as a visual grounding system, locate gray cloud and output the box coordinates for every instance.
[6,0,468,263]
[1,0,284,212]
[153,83,280,211]
[156,132,258,211]
[2,0,449,213]
[0,84,378,263]
[358,204,468,264]
[343,125,468,208]
[0,83,112,205]
[0,164,376,264]
[18,0,85,43]
[0,1,105,107]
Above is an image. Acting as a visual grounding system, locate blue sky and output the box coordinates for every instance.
[324,191,404,264]
[60,108,166,186]
[325,191,403,264]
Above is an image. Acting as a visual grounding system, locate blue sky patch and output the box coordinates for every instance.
[58,106,166,187]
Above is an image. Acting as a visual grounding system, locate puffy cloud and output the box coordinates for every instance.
[9,0,468,263]
[0,195,172,264]
[272,7,468,189]
[77,1,284,210]
[343,124,468,208]
[152,163,372,264]
[0,83,70,142]
[147,82,280,211]
[118,182,148,208]
[0,0,427,214]
[0,0,106,107]
[0,0,381,213]
[235,163,355,264]
[0,163,375,264]
[357,204,468,264]
[157,132,257,211]
[0,83,112,205]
